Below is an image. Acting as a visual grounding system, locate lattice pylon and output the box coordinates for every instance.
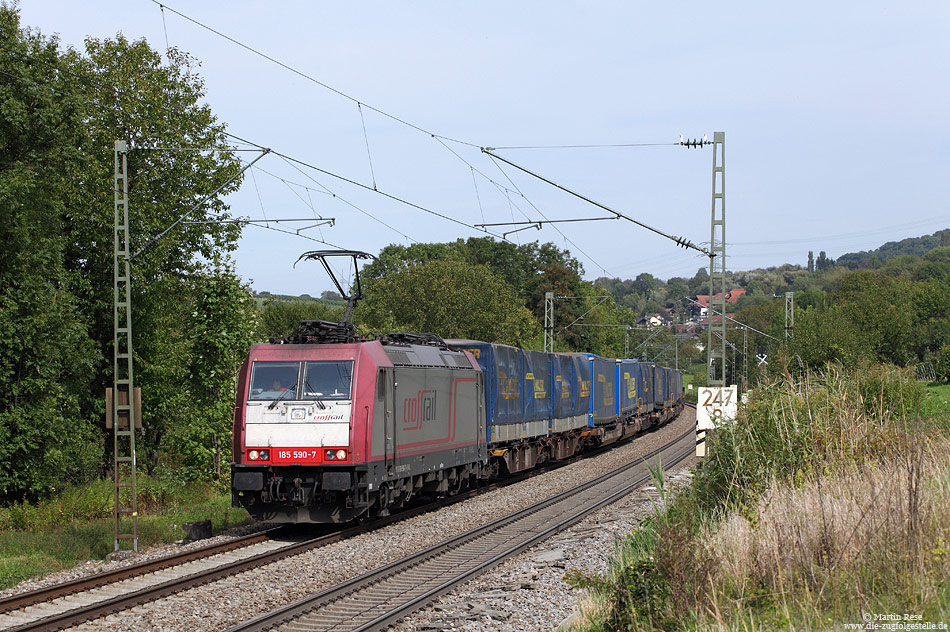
[113,140,138,552]
[707,132,726,386]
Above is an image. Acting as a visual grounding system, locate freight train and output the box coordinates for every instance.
[230,323,685,524]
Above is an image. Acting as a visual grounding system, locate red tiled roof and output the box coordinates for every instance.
[694,288,746,306]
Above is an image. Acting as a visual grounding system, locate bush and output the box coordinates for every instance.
[692,364,923,516]
[935,344,950,383]
[577,364,948,631]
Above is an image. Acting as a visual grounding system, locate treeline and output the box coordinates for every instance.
[348,239,694,366]
[733,247,950,381]
[837,228,950,269]
[0,8,256,501]
[596,228,950,321]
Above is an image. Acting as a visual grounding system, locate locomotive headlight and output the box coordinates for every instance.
[248,450,259,461]
[325,449,335,460]
[335,449,347,460]
[260,450,269,460]
[290,407,306,420]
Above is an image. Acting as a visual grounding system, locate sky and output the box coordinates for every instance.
[16,1,950,296]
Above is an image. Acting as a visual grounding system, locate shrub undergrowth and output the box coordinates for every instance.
[567,364,950,630]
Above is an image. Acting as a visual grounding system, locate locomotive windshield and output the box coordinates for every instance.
[303,361,353,400]
[247,360,353,401]
[248,362,300,400]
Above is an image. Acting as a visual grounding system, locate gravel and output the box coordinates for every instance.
[389,466,695,632]
[0,523,274,601]
[15,408,695,632]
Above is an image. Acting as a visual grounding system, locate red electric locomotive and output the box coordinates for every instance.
[231,328,488,523]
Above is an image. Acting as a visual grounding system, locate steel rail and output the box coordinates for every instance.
[225,422,695,632]
[0,527,283,615]
[4,405,691,632]
[358,441,696,632]
[0,489,496,632]
[0,429,626,632]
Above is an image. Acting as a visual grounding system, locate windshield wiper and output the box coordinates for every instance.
[305,379,327,410]
[268,381,298,410]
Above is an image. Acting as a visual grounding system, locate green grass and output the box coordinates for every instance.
[0,479,252,589]
[921,383,950,428]
[570,364,950,631]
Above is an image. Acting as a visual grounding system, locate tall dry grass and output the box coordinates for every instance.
[704,436,950,625]
[567,364,950,631]
[692,365,925,520]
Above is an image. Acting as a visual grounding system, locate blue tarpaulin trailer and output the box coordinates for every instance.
[619,359,640,418]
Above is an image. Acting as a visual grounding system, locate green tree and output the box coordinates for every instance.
[786,305,870,369]
[164,268,259,481]
[910,279,950,360]
[0,7,254,493]
[632,272,658,296]
[666,277,689,304]
[935,344,950,383]
[63,35,246,472]
[364,238,586,348]
[815,251,833,271]
[362,241,468,280]
[356,260,539,346]
[832,271,914,365]
[914,259,950,284]
[259,300,344,341]
[0,7,102,499]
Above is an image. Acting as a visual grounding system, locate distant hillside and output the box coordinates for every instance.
[836,229,950,269]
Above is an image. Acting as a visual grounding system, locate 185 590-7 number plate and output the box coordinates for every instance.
[271,448,323,463]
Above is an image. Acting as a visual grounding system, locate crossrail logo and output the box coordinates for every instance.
[403,390,436,431]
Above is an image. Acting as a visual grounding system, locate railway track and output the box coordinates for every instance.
[0,443,626,630]
[0,527,287,616]
[0,496,480,632]
[0,528,308,632]
[225,425,695,632]
[0,409,691,632]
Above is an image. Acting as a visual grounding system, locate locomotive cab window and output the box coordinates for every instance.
[303,361,353,400]
[249,362,300,400]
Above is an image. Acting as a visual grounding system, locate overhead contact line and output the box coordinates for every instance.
[482,147,711,258]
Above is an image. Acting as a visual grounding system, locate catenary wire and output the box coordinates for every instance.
[357,103,378,190]
[487,154,613,277]
[0,44,500,242]
[490,142,680,150]
[2,38,712,278]
[145,1,659,262]
[273,150,501,238]
[148,0,479,148]
[276,155,416,243]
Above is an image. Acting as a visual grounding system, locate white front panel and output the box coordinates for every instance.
[246,422,349,447]
[245,400,351,447]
